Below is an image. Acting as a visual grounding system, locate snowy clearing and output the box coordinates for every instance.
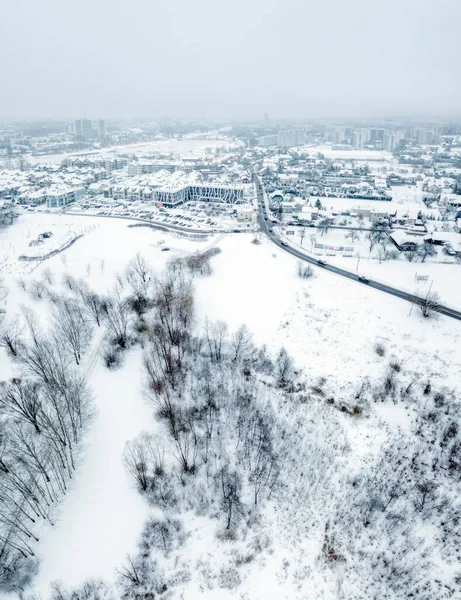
[1,213,461,599]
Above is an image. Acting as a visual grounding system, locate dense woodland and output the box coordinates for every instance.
[0,249,460,598]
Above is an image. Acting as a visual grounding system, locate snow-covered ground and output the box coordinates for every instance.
[279,226,461,310]
[1,213,461,598]
[26,137,241,166]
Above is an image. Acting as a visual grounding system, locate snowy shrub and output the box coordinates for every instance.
[62,273,77,291]
[103,346,123,370]
[0,550,38,595]
[127,294,152,317]
[138,518,184,556]
[29,280,47,300]
[374,341,386,356]
[117,555,167,599]
[48,579,114,600]
[275,347,295,389]
[218,566,241,589]
[389,358,402,373]
[42,267,54,285]
[296,261,314,279]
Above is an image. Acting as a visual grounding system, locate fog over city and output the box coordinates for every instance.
[2,0,460,119]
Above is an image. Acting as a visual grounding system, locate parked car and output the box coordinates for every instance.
[161,247,170,252]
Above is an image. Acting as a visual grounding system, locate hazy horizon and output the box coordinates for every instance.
[1,0,460,120]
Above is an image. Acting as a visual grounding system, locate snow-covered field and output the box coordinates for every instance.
[26,137,240,166]
[1,213,461,598]
[306,145,393,162]
[280,226,461,309]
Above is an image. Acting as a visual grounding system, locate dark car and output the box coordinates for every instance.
[358,275,369,283]
[317,259,327,266]
[161,247,170,252]
[264,216,268,220]
[233,229,241,233]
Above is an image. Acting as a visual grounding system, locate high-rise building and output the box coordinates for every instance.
[75,119,92,140]
[383,132,395,152]
[98,119,106,140]
[370,128,385,143]
[277,128,306,147]
[352,131,363,149]
[263,113,270,127]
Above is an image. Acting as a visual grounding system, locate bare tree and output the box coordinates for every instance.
[318,218,333,236]
[125,253,151,296]
[124,438,149,491]
[405,247,418,262]
[42,268,53,285]
[219,465,242,530]
[52,299,92,365]
[299,227,306,246]
[417,243,437,263]
[230,324,253,362]
[297,261,314,278]
[81,289,106,327]
[30,281,46,300]
[275,347,294,388]
[0,380,42,433]
[414,289,440,318]
[375,239,390,264]
[105,299,130,349]
[0,319,24,358]
[62,274,76,292]
[345,230,360,243]
[204,319,228,362]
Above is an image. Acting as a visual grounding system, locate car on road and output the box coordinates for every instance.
[268,227,273,233]
[233,229,241,233]
[264,216,268,220]
[317,259,327,266]
[358,275,370,283]
[281,241,288,247]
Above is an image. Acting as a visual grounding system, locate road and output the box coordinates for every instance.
[254,178,461,322]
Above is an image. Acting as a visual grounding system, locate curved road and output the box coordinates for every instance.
[63,195,461,321]
[254,179,461,321]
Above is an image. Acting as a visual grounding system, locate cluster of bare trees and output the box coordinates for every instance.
[405,243,438,263]
[115,260,296,596]
[0,290,96,592]
[296,260,314,279]
[0,345,92,592]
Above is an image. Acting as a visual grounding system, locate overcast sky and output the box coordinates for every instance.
[1,0,460,120]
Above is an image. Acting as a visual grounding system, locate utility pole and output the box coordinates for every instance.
[428,280,433,295]
[356,254,360,272]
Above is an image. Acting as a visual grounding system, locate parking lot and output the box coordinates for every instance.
[61,199,256,232]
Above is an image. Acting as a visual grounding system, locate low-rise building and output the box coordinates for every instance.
[45,186,85,208]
